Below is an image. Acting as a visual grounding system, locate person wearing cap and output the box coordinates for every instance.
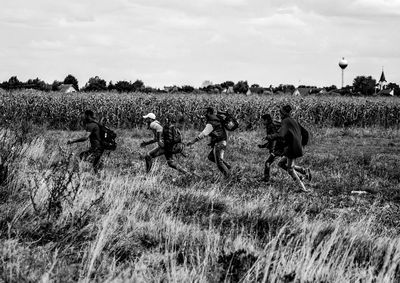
[186,107,231,179]
[67,110,104,174]
[140,113,194,176]
[140,112,164,173]
[266,105,312,192]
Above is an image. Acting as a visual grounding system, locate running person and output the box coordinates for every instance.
[140,113,192,175]
[258,113,285,182]
[266,105,312,191]
[187,107,231,179]
[67,110,104,173]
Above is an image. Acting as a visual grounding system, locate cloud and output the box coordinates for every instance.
[0,0,400,88]
[29,40,63,50]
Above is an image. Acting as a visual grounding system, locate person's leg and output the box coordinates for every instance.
[214,142,231,178]
[223,161,232,170]
[164,144,190,175]
[166,155,190,175]
[262,154,276,181]
[145,146,164,173]
[277,156,288,171]
[92,148,104,174]
[293,165,312,181]
[207,148,215,163]
[286,158,308,192]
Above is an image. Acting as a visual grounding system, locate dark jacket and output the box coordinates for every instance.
[267,117,303,159]
[265,121,285,156]
[85,120,102,149]
[207,114,227,146]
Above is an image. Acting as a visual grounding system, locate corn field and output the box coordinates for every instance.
[1,89,400,130]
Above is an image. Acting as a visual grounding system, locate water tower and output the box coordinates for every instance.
[338,57,348,88]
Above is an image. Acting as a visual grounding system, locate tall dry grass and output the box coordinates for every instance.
[1,126,400,282]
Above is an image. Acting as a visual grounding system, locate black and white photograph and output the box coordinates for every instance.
[1,0,400,282]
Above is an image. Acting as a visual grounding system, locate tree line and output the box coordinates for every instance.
[0,74,399,96]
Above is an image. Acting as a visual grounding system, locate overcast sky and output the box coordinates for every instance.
[1,0,399,88]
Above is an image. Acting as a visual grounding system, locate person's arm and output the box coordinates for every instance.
[67,135,88,145]
[187,124,213,146]
[266,121,288,141]
[140,135,158,147]
[140,122,163,147]
[140,134,160,147]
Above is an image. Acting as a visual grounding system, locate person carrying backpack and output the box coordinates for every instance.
[186,107,232,179]
[67,110,104,173]
[266,105,312,192]
[141,113,193,176]
[258,113,309,183]
[258,113,285,182]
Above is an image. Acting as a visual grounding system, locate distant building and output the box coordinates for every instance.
[327,91,341,96]
[222,86,234,94]
[58,84,76,93]
[263,90,274,95]
[292,87,313,96]
[378,68,387,90]
[164,86,179,93]
[377,88,394,96]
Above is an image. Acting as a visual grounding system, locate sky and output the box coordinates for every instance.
[1,0,399,89]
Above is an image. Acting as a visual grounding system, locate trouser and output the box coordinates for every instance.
[264,154,305,181]
[207,141,231,178]
[145,143,189,174]
[277,156,307,190]
[79,147,104,173]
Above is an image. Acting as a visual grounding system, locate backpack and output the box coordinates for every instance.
[163,124,182,147]
[299,124,309,146]
[97,123,117,151]
[216,111,239,131]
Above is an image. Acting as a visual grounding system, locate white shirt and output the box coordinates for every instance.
[149,120,163,140]
[197,123,227,146]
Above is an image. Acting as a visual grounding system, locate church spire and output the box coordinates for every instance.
[379,67,386,83]
[379,67,387,91]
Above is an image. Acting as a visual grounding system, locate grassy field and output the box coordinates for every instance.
[1,124,400,282]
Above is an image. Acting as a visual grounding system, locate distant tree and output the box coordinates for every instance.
[132,79,144,91]
[250,85,264,94]
[353,76,376,96]
[180,85,195,93]
[82,76,107,92]
[25,77,50,91]
[274,84,295,93]
[233,80,249,94]
[213,84,222,92]
[325,85,338,92]
[6,76,22,90]
[298,85,317,89]
[387,82,400,96]
[107,81,115,91]
[52,80,63,91]
[284,84,295,93]
[220,81,234,89]
[199,84,214,94]
[114,80,133,93]
[63,74,79,91]
[338,85,354,96]
[142,86,159,93]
